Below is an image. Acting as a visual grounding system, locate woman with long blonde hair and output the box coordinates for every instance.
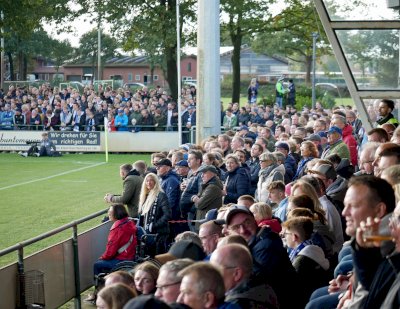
[138,173,171,255]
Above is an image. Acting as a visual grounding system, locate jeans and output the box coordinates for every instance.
[93,259,122,276]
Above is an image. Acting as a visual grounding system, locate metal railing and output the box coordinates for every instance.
[0,208,108,309]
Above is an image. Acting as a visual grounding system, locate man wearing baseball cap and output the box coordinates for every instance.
[224,205,302,308]
[321,126,350,161]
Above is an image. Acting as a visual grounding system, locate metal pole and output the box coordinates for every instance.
[312,32,318,110]
[72,225,81,309]
[97,17,101,82]
[196,0,221,143]
[176,0,182,145]
[1,11,4,89]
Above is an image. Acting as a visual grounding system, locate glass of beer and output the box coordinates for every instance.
[362,215,394,244]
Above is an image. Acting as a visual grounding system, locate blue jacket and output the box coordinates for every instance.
[160,170,181,219]
[114,114,129,131]
[224,166,251,204]
[283,153,297,184]
[246,158,261,196]
[180,171,202,218]
[249,226,303,309]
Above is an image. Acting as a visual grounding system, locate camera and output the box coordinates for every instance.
[26,140,39,145]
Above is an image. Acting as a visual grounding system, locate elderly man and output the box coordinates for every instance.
[223,205,302,309]
[210,243,278,309]
[177,262,231,309]
[154,259,194,304]
[192,165,223,231]
[104,164,143,218]
[155,158,181,234]
[321,126,350,162]
[372,143,400,177]
[198,221,223,259]
[354,142,380,176]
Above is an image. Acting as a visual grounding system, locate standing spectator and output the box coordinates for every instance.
[331,114,358,166]
[191,165,223,231]
[137,109,155,131]
[287,79,296,106]
[222,154,251,204]
[104,164,143,218]
[275,76,286,108]
[29,109,42,130]
[247,77,259,104]
[138,173,171,255]
[114,108,129,131]
[155,158,181,237]
[246,143,262,195]
[275,142,297,184]
[255,152,285,203]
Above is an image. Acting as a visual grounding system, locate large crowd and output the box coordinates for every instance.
[3,82,400,309]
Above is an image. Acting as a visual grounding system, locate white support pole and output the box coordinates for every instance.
[1,11,4,89]
[196,0,221,143]
[97,18,101,82]
[176,0,182,145]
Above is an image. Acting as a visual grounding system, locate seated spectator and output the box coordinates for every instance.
[198,220,223,259]
[174,231,202,248]
[211,243,278,309]
[133,261,159,295]
[275,142,297,184]
[155,240,206,265]
[155,259,194,304]
[104,271,136,290]
[249,202,282,234]
[93,204,137,276]
[177,262,237,309]
[96,283,137,309]
[237,195,255,209]
[223,205,302,309]
[267,180,287,214]
[255,152,285,203]
[282,217,330,299]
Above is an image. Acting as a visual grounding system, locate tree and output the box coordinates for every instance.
[73,29,120,80]
[220,0,277,103]
[252,0,331,84]
[76,0,197,100]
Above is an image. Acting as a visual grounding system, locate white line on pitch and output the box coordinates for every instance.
[0,162,106,191]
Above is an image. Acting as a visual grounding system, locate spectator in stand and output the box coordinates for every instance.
[96,283,137,309]
[267,180,287,214]
[331,114,358,166]
[376,99,399,128]
[138,173,171,255]
[155,158,181,237]
[104,164,143,218]
[114,108,129,131]
[230,136,245,153]
[217,134,232,157]
[210,243,279,309]
[137,109,155,131]
[155,259,194,304]
[321,126,350,162]
[191,165,223,231]
[29,109,42,130]
[198,220,223,259]
[133,261,159,295]
[248,77,258,104]
[223,108,238,130]
[237,107,251,126]
[255,152,285,203]
[372,142,400,177]
[293,141,319,181]
[222,154,251,204]
[246,143,262,195]
[223,205,302,309]
[354,142,380,176]
[250,202,282,233]
[367,127,389,143]
[275,142,297,184]
[92,204,137,277]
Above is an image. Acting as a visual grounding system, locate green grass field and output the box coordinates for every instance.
[0,152,150,267]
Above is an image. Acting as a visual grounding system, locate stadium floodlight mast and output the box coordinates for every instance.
[312,32,319,110]
[177,0,182,145]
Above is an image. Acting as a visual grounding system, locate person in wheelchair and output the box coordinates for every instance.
[94,204,137,276]
[19,132,61,157]
[138,173,172,256]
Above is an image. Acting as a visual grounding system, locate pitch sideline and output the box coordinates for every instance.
[0,162,106,191]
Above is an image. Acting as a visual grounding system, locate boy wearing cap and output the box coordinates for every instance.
[321,126,350,161]
[114,108,129,131]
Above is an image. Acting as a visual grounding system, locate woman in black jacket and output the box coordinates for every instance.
[138,173,171,255]
[222,154,251,204]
